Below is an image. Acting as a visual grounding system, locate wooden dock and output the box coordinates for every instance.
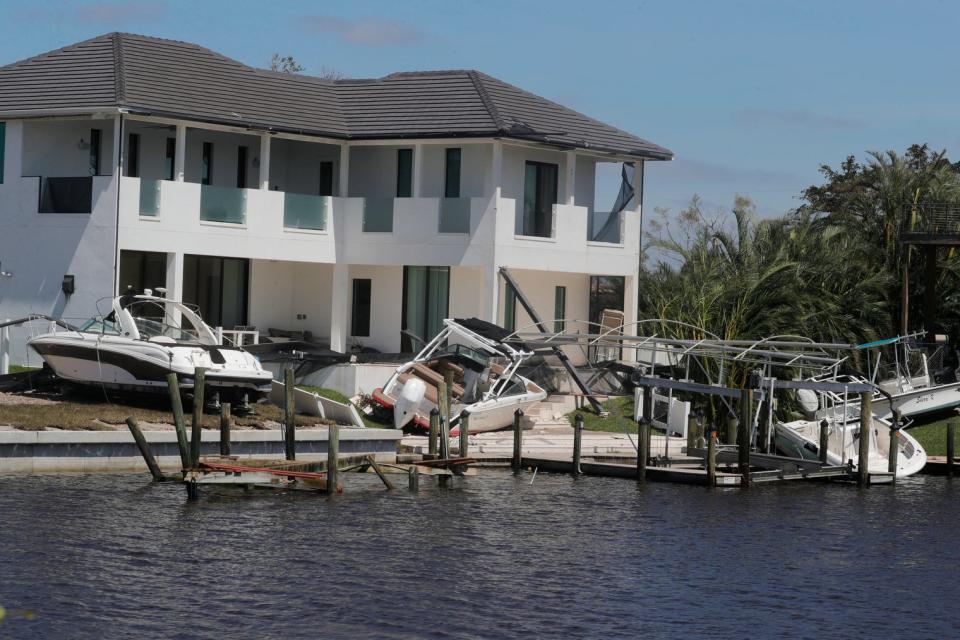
[920,456,960,476]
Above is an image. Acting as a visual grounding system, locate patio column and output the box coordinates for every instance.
[481,263,500,325]
[338,143,349,196]
[166,252,184,325]
[112,116,123,180]
[491,141,503,199]
[174,124,186,182]
[564,151,576,206]
[329,263,350,353]
[3,120,22,184]
[259,133,271,190]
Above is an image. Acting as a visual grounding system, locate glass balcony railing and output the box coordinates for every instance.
[200,185,246,224]
[283,192,327,231]
[363,197,394,232]
[516,204,556,238]
[139,179,161,217]
[588,210,623,244]
[438,198,471,233]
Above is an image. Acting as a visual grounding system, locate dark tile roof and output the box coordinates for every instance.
[0,33,672,160]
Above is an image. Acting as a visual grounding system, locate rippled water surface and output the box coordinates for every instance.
[1,470,959,639]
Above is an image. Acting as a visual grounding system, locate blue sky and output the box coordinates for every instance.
[2,0,957,218]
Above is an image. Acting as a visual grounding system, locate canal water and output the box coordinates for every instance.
[0,470,958,639]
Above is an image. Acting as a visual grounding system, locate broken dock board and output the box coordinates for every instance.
[522,456,741,486]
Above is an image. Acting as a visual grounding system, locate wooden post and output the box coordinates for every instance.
[459,410,470,457]
[443,370,454,415]
[739,388,752,486]
[428,408,440,459]
[408,465,419,492]
[818,419,829,465]
[637,416,649,482]
[573,413,584,477]
[438,380,450,461]
[757,399,770,454]
[284,368,296,461]
[725,411,738,445]
[642,386,652,464]
[125,417,165,482]
[857,392,872,487]
[512,409,524,472]
[328,424,340,493]
[190,367,206,468]
[166,373,190,469]
[707,430,717,486]
[219,402,232,457]
[948,422,956,476]
[686,412,697,454]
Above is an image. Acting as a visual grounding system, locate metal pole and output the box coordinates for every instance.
[0,321,9,375]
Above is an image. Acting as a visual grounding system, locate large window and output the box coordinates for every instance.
[396,148,413,197]
[0,122,5,184]
[89,128,102,176]
[589,276,625,325]
[351,278,372,337]
[444,148,461,198]
[118,250,166,295]
[201,142,213,185]
[164,138,175,180]
[319,161,334,196]
[401,266,449,351]
[182,255,249,329]
[554,286,566,332]
[127,133,140,178]
[520,161,558,237]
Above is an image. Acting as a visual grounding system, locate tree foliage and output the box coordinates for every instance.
[269,53,304,74]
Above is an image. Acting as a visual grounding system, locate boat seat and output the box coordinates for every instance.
[489,362,506,375]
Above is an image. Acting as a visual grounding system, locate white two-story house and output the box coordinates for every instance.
[0,33,672,365]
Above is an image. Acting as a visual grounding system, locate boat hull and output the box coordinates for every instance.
[372,386,545,434]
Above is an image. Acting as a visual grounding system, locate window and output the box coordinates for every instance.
[118,250,166,295]
[165,138,175,180]
[182,255,249,328]
[504,284,517,332]
[0,122,5,184]
[351,279,372,337]
[396,148,413,197]
[554,286,566,332]
[89,129,102,176]
[319,161,334,196]
[236,145,248,188]
[520,161,558,237]
[401,266,449,351]
[127,133,140,178]
[201,142,213,185]
[444,148,461,198]
[589,276,625,324]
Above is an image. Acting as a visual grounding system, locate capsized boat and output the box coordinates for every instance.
[371,318,547,434]
[774,414,927,478]
[28,291,272,402]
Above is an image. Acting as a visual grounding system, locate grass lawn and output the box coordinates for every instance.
[566,395,638,433]
[8,365,39,374]
[906,414,960,457]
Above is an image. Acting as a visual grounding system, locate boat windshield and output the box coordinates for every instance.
[79,317,121,335]
[124,300,201,343]
[434,342,491,369]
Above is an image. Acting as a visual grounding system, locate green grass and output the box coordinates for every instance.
[8,364,39,374]
[566,395,638,433]
[906,415,960,457]
[299,386,393,429]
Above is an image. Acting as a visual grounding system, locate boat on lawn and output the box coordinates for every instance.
[372,318,547,434]
[28,291,273,402]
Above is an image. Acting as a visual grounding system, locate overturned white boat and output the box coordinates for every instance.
[372,318,547,434]
[28,291,272,402]
[775,415,927,478]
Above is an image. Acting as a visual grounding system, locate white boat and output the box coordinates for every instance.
[372,318,547,434]
[804,334,960,420]
[774,416,927,478]
[28,291,273,402]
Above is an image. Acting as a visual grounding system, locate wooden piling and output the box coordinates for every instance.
[637,418,649,482]
[573,413,584,477]
[190,367,206,468]
[438,380,450,460]
[284,368,296,461]
[725,411,738,446]
[739,388,752,485]
[428,408,440,459]
[757,399,770,454]
[686,413,697,454]
[459,410,470,457]
[125,417,165,482]
[512,409,524,472]
[327,424,340,493]
[707,430,717,486]
[219,402,232,457]
[819,419,830,465]
[857,392,871,487]
[641,385,653,466]
[948,422,956,476]
[166,373,190,469]
[408,465,419,492]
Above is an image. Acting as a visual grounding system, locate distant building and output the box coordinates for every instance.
[0,33,672,363]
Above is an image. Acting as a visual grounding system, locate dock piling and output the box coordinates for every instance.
[948,422,956,476]
[573,413,583,477]
[707,430,717,486]
[327,424,340,493]
[459,410,470,457]
[857,392,871,487]
[887,409,902,480]
[512,409,524,473]
[686,413,697,454]
[284,368,296,461]
[190,367,206,468]
[166,373,190,469]
[125,416,165,482]
[739,388,752,486]
[408,465,419,492]
[818,419,829,465]
[725,411,738,445]
[219,402,232,457]
[428,408,440,459]
[637,418,649,482]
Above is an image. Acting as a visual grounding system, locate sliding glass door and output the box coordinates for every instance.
[401,266,450,352]
[520,161,558,237]
[183,255,249,328]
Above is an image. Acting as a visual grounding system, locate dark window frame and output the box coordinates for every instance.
[319,161,334,196]
[164,138,175,180]
[444,147,461,198]
[522,160,559,237]
[400,265,450,352]
[127,132,140,178]
[351,278,372,337]
[89,128,102,176]
[183,254,250,328]
[396,148,413,197]
[236,145,248,188]
[201,142,213,185]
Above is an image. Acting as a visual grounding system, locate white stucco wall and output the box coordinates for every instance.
[22,118,115,178]
[248,260,333,341]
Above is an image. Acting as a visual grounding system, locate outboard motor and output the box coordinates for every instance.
[394,377,426,429]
